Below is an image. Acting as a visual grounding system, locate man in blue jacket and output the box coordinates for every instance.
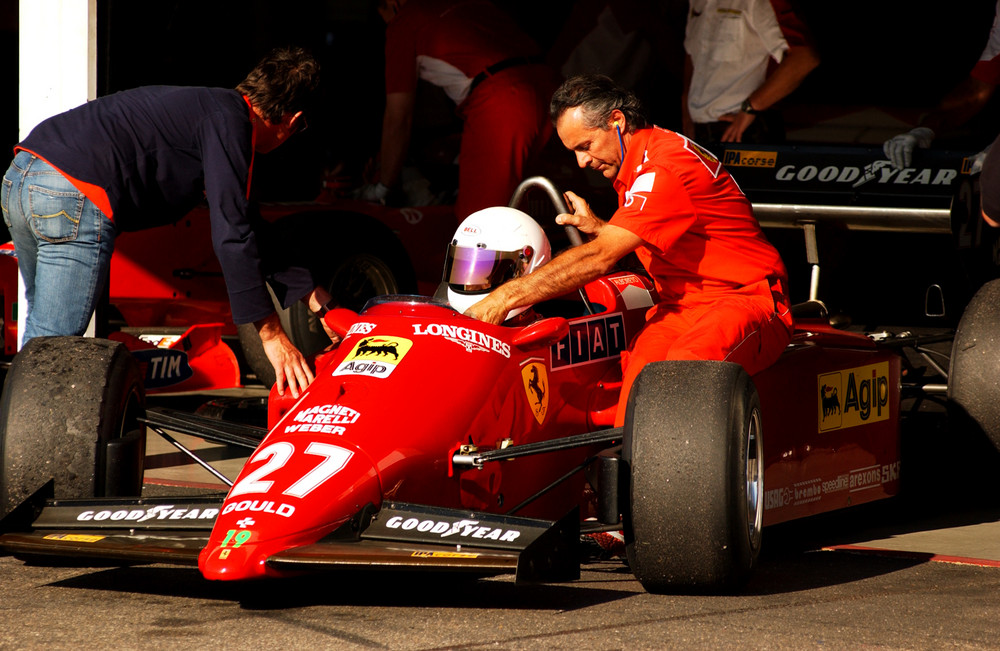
[1,46,333,397]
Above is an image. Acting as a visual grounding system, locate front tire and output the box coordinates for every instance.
[0,337,146,523]
[623,360,763,592]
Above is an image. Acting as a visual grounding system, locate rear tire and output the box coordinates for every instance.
[287,251,404,357]
[0,337,146,523]
[238,214,415,388]
[623,360,763,592]
[948,278,1000,452]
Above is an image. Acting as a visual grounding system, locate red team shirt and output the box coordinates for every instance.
[610,127,789,304]
[382,0,556,219]
[383,0,540,105]
[607,127,793,426]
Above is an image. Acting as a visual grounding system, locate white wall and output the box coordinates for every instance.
[17,0,98,345]
[18,0,96,139]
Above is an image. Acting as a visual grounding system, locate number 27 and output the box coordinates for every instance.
[228,441,353,499]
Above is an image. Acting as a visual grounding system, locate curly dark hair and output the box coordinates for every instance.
[236,46,320,123]
[550,74,648,134]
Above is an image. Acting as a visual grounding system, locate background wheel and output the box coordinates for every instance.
[622,360,763,592]
[286,251,403,357]
[0,337,146,523]
[948,277,1000,452]
[238,213,415,387]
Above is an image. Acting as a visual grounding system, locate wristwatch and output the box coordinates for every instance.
[740,98,761,115]
[316,299,337,317]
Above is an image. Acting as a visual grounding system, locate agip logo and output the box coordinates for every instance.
[333,336,412,379]
[817,362,890,432]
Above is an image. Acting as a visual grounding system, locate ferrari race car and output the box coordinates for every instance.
[1,174,999,593]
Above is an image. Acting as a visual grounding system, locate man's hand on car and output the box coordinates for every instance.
[464,289,511,326]
[256,313,314,398]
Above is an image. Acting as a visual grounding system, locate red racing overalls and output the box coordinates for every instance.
[609,127,794,426]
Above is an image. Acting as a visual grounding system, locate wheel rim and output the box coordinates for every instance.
[120,386,145,438]
[289,253,401,357]
[746,407,764,551]
[99,381,145,498]
[330,254,400,311]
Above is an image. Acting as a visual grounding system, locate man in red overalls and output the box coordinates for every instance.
[363,0,559,221]
[466,74,793,426]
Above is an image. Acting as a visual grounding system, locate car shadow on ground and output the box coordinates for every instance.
[45,564,634,612]
[745,551,925,596]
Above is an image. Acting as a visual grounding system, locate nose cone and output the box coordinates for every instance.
[198,439,382,581]
[199,541,266,581]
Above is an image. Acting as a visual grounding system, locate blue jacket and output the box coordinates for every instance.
[19,86,310,324]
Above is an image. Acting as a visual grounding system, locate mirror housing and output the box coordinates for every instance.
[512,317,570,350]
[323,308,359,340]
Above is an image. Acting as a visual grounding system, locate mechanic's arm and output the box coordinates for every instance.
[466,223,642,326]
[885,78,997,168]
[720,44,820,143]
[922,77,996,137]
[378,91,416,191]
[255,313,314,398]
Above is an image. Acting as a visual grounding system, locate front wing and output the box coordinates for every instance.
[0,497,580,583]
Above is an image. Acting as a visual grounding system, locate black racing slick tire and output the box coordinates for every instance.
[948,278,1000,452]
[0,337,146,523]
[622,361,764,592]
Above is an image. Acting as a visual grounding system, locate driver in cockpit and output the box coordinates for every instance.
[442,206,551,326]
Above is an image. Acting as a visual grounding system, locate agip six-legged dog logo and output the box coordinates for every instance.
[333,336,413,379]
[817,362,890,432]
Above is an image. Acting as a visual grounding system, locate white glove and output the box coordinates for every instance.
[969,142,993,175]
[883,127,935,169]
[357,182,390,204]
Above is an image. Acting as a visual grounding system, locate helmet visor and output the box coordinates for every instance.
[444,244,530,293]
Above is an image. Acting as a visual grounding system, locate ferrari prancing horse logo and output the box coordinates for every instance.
[521,362,548,424]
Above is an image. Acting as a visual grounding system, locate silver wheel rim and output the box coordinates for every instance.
[746,407,764,551]
[328,254,399,311]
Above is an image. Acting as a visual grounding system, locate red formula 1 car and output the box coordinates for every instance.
[1,176,999,592]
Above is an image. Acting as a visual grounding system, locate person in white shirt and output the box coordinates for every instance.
[682,0,820,144]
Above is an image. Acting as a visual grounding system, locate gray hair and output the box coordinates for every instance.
[549,74,648,133]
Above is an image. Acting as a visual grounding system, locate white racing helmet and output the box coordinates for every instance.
[444,206,551,320]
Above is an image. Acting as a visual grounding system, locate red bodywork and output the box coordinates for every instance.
[195,271,901,581]
[755,324,901,525]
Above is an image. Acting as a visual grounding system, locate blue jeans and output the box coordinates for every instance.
[1,151,117,342]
